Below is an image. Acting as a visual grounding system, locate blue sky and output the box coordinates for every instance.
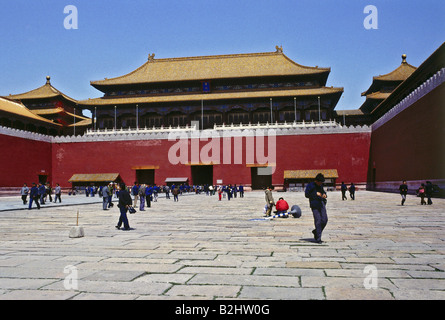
[1,0,444,111]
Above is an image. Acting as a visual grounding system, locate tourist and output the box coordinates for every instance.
[275,197,289,215]
[131,182,139,208]
[28,183,40,210]
[425,181,433,205]
[218,186,223,201]
[107,183,114,208]
[349,183,356,200]
[145,184,153,207]
[131,181,139,207]
[138,184,146,211]
[264,186,275,217]
[115,183,132,231]
[341,182,348,200]
[399,180,408,205]
[164,185,170,199]
[102,184,110,210]
[172,186,179,202]
[20,183,29,205]
[239,184,244,198]
[38,183,46,205]
[227,185,232,201]
[305,173,328,244]
[153,184,159,202]
[54,183,62,203]
[44,182,53,203]
[418,183,426,205]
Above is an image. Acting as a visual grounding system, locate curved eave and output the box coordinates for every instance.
[68,118,92,127]
[78,87,344,107]
[0,97,62,126]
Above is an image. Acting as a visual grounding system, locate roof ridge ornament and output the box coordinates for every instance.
[46,76,51,84]
[275,45,283,53]
[402,54,407,64]
[148,53,155,62]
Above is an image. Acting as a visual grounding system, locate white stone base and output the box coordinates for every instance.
[69,226,84,238]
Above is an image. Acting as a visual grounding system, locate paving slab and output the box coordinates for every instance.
[0,191,444,300]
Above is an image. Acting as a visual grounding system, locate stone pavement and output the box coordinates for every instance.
[0,191,444,300]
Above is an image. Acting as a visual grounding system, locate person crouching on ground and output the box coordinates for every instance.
[275,197,289,217]
[116,183,132,231]
[305,173,328,244]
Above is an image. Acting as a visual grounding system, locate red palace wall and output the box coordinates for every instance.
[273,133,370,186]
[368,82,445,190]
[50,131,371,189]
[0,134,52,186]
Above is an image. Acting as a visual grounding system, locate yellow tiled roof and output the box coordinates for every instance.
[68,118,92,127]
[373,61,416,81]
[362,57,417,97]
[25,106,91,126]
[365,91,391,100]
[79,87,343,106]
[68,173,121,183]
[91,51,330,86]
[0,97,62,126]
[7,77,78,104]
[284,169,339,179]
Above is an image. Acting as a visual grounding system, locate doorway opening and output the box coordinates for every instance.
[38,175,48,184]
[191,165,213,185]
[136,169,155,185]
[251,167,272,190]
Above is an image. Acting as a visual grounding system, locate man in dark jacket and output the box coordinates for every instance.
[341,182,348,200]
[399,181,408,206]
[349,183,356,200]
[305,173,328,243]
[116,183,132,230]
[425,181,433,205]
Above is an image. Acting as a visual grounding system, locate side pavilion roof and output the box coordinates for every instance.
[362,55,417,96]
[7,76,78,104]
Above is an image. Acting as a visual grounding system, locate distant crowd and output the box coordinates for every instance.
[21,182,62,210]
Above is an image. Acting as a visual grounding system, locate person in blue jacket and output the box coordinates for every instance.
[305,173,328,243]
[38,183,46,205]
[341,182,348,200]
[28,183,41,210]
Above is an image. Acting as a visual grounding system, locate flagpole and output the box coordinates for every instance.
[73,107,76,136]
[270,98,273,123]
[136,104,139,131]
[114,106,117,131]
